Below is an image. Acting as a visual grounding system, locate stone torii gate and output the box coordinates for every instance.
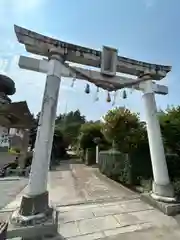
[11,25,175,229]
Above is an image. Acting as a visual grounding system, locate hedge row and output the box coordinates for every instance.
[98,149,132,184]
[98,147,180,188]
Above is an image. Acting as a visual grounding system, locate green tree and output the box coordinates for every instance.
[102,107,146,153]
[56,110,86,146]
[159,106,180,155]
[78,122,105,150]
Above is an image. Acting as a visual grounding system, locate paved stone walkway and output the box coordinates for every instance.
[2,160,180,239]
[0,177,28,210]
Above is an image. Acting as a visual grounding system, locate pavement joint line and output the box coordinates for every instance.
[58,209,154,224]
[60,230,106,239]
[55,196,140,208]
[85,223,152,239]
[0,195,141,215]
[101,225,155,239]
[75,220,81,236]
[61,222,151,238]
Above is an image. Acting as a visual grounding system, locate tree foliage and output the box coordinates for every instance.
[159,106,180,156]
[78,122,104,150]
[56,110,86,145]
[102,107,147,153]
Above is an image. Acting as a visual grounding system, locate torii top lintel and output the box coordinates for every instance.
[14,25,171,81]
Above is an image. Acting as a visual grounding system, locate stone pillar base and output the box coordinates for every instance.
[8,210,58,239]
[8,191,58,239]
[10,191,52,226]
[151,182,176,203]
[141,193,180,216]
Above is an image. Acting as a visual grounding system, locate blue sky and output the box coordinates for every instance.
[0,0,180,120]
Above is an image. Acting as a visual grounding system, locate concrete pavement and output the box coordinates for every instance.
[2,160,180,239]
[0,177,28,210]
[102,226,180,240]
[0,152,27,210]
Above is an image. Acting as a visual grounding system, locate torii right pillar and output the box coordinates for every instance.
[142,79,175,202]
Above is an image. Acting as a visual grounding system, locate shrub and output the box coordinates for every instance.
[98,141,153,186]
[166,154,180,180]
[159,106,180,156]
[98,149,132,184]
[129,141,153,185]
[173,179,180,196]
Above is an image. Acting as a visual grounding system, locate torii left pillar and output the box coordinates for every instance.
[11,49,62,226]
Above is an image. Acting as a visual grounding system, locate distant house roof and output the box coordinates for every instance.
[0,101,33,128]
